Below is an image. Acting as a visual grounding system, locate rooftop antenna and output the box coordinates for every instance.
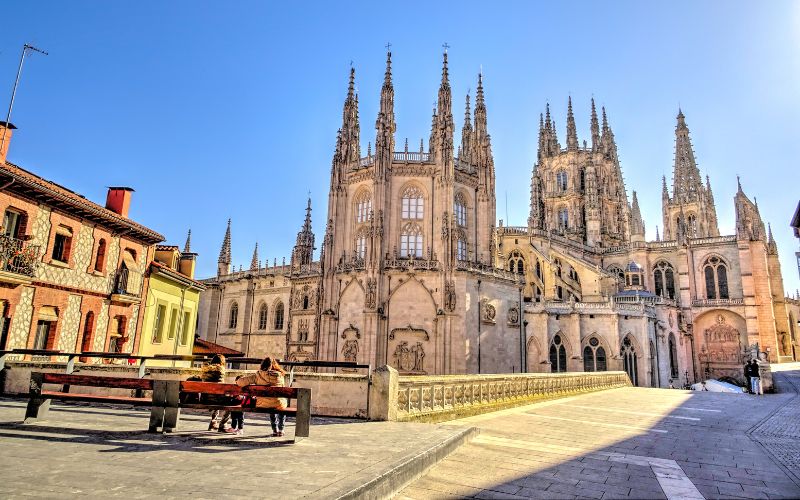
[1,43,48,158]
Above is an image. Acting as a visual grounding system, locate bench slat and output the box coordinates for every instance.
[180,403,297,414]
[42,373,154,390]
[179,381,297,398]
[40,391,151,406]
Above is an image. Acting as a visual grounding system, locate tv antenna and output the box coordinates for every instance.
[1,44,49,157]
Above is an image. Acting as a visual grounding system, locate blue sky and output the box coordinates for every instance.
[3,1,800,292]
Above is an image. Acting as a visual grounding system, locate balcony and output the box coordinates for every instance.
[0,235,40,285]
[110,267,142,304]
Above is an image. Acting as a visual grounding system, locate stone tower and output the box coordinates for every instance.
[662,110,719,240]
[291,198,315,271]
[528,98,632,249]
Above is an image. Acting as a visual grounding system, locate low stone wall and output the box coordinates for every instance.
[369,367,631,423]
[0,362,369,418]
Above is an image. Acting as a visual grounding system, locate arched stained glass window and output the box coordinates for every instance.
[401,186,424,219]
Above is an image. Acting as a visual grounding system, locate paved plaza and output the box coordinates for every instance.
[0,366,798,499]
[397,365,800,500]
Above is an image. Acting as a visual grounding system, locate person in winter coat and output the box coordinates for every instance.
[236,357,287,436]
[200,354,230,431]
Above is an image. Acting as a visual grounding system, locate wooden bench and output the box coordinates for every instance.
[24,372,155,425]
[172,381,311,442]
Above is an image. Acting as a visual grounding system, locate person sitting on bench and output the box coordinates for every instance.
[200,354,230,432]
[236,357,287,437]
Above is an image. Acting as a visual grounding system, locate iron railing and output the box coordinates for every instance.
[0,234,39,277]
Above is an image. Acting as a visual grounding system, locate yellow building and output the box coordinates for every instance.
[138,240,205,366]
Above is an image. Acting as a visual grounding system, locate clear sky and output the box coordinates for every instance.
[3,1,800,292]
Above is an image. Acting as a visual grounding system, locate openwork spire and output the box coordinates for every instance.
[566,96,578,151]
[590,98,600,151]
[434,49,455,173]
[183,229,192,253]
[630,191,645,237]
[339,66,361,163]
[250,242,259,270]
[292,197,315,269]
[375,49,396,174]
[671,109,704,204]
[460,92,472,162]
[218,219,231,264]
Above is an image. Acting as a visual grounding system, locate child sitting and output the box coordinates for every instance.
[227,376,254,435]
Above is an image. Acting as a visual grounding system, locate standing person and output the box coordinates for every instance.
[200,354,230,432]
[236,357,287,437]
[744,360,753,394]
[749,360,762,395]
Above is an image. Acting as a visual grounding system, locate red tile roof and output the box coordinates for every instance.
[1,160,164,244]
[193,338,243,356]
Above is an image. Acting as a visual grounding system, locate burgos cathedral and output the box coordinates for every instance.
[197,51,794,388]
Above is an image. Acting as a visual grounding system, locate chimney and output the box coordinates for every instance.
[0,121,17,164]
[105,187,134,218]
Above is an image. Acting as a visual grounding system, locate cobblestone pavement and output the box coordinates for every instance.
[0,399,467,499]
[397,369,800,500]
[749,363,800,485]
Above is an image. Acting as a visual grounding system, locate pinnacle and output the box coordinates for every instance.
[183,229,192,253]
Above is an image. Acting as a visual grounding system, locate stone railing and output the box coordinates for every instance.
[690,235,737,246]
[384,258,440,272]
[393,151,432,163]
[456,259,520,282]
[496,226,530,236]
[336,258,366,273]
[370,369,631,422]
[692,298,744,307]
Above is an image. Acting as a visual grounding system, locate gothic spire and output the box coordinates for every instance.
[291,197,315,269]
[375,50,396,175]
[767,223,778,254]
[250,242,259,270]
[671,109,704,203]
[218,219,231,264]
[537,113,546,161]
[655,225,661,241]
[662,175,670,200]
[460,92,472,162]
[590,98,600,152]
[339,66,361,163]
[434,50,455,172]
[183,229,192,253]
[566,96,578,151]
[630,191,645,237]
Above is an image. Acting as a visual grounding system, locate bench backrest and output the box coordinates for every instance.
[40,372,154,391]
[179,381,298,398]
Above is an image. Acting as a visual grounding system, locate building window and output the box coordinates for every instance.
[583,337,606,372]
[454,193,467,227]
[180,311,192,346]
[549,334,567,372]
[152,304,166,343]
[51,226,73,263]
[457,238,467,261]
[303,295,309,310]
[80,312,95,353]
[228,302,239,329]
[653,261,676,299]
[355,233,367,259]
[621,336,638,386]
[558,208,569,230]
[400,223,423,258]
[167,308,178,340]
[556,170,568,192]
[401,186,424,219]
[355,191,372,223]
[274,302,284,330]
[258,304,268,330]
[703,256,729,299]
[33,320,53,351]
[669,334,679,379]
[687,213,697,237]
[2,209,27,239]
[94,239,106,272]
[508,251,525,274]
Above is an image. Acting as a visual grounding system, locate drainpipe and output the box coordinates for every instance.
[243,277,255,359]
[477,279,482,374]
[171,285,188,367]
[519,282,525,372]
[384,275,391,365]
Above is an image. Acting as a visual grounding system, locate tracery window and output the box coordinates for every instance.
[687,213,697,237]
[558,207,569,230]
[549,334,567,373]
[454,193,467,227]
[507,250,525,275]
[703,256,729,299]
[355,231,367,259]
[355,191,372,224]
[400,223,423,258]
[401,186,424,219]
[653,261,676,299]
[582,337,607,372]
[228,302,238,329]
[457,238,467,261]
[556,170,568,192]
[258,304,268,330]
[274,302,284,330]
[621,336,638,386]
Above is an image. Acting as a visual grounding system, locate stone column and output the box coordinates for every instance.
[368,365,398,421]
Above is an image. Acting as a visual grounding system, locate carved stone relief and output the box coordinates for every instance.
[482,300,496,324]
[365,277,377,309]
[444,281,456,312]
[703,314,742,364]
[389,326,428,374]
[507,306,519,326]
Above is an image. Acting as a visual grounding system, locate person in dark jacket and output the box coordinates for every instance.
[201,354,230,431]
[743,360,754,393]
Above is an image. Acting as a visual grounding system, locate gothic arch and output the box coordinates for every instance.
[256,301,268,330]
[353,187,373,224]
[526,335,544,372]
[388,275,438,310]
[338,277,366,302]
[582,333,609,372]
[549,331,570,372]
[620,333,641,386]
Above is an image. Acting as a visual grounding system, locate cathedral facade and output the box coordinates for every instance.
[197,51,795,388]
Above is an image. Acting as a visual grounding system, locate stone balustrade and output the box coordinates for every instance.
[368,367,631,423]
[692,298,744,307]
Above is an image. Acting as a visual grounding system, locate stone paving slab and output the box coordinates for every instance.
[0,398,473,499]
[396,376,800,500]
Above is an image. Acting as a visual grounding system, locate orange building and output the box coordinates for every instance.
[0,121,163,356]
